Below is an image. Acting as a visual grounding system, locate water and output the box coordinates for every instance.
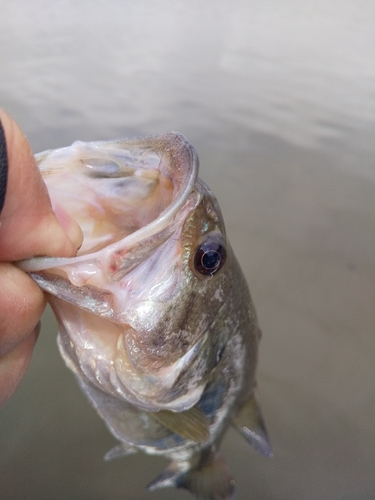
[1,1,375,499]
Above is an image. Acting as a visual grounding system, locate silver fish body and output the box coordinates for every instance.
[20,133,271,500]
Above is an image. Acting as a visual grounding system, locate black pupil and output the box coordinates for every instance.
[194,237,226,276]
[201,250,221,270]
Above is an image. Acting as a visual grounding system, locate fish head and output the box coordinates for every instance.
[21,133,248,413]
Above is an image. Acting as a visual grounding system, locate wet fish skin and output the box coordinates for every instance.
[18,133,271,500]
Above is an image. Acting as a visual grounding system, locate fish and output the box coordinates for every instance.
[18,132,272,500]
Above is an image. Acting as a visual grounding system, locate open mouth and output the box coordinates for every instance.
[19,132,199,274]
[41,133,198,255]
[43,146,174,254]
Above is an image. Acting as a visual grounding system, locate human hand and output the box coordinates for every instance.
[0,109,82,408]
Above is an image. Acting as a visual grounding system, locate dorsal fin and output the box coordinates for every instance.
[150,406,210,443]
[147,451,235,500]
[233,391,273,458]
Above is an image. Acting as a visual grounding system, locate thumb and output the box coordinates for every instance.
[0,110,83,261]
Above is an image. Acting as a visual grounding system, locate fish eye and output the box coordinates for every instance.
[193,234,226,277]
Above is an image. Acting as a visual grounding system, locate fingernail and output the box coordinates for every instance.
[0,119,8,212]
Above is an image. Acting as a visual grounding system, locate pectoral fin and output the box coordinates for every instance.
[233,391,273,458]
[147,451,235,500]
[150,407,210,443]
[104,443,137,461]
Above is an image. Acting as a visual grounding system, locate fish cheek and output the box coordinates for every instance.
[124,327,171,372]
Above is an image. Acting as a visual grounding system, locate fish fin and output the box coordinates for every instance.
[146,463,182,491]
[150,407,210,443]
[104,443,137,461]
[233,391,273,458]
[147,451,235,500]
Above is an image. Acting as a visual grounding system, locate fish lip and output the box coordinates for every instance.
[17,132,199,273]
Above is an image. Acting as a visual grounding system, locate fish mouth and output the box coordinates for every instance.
[18,132,199,277]
[18,133,206,411]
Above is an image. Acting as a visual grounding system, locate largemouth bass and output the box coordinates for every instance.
[19,133,272,500]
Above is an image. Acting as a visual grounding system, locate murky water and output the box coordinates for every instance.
[1,1,375,499]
